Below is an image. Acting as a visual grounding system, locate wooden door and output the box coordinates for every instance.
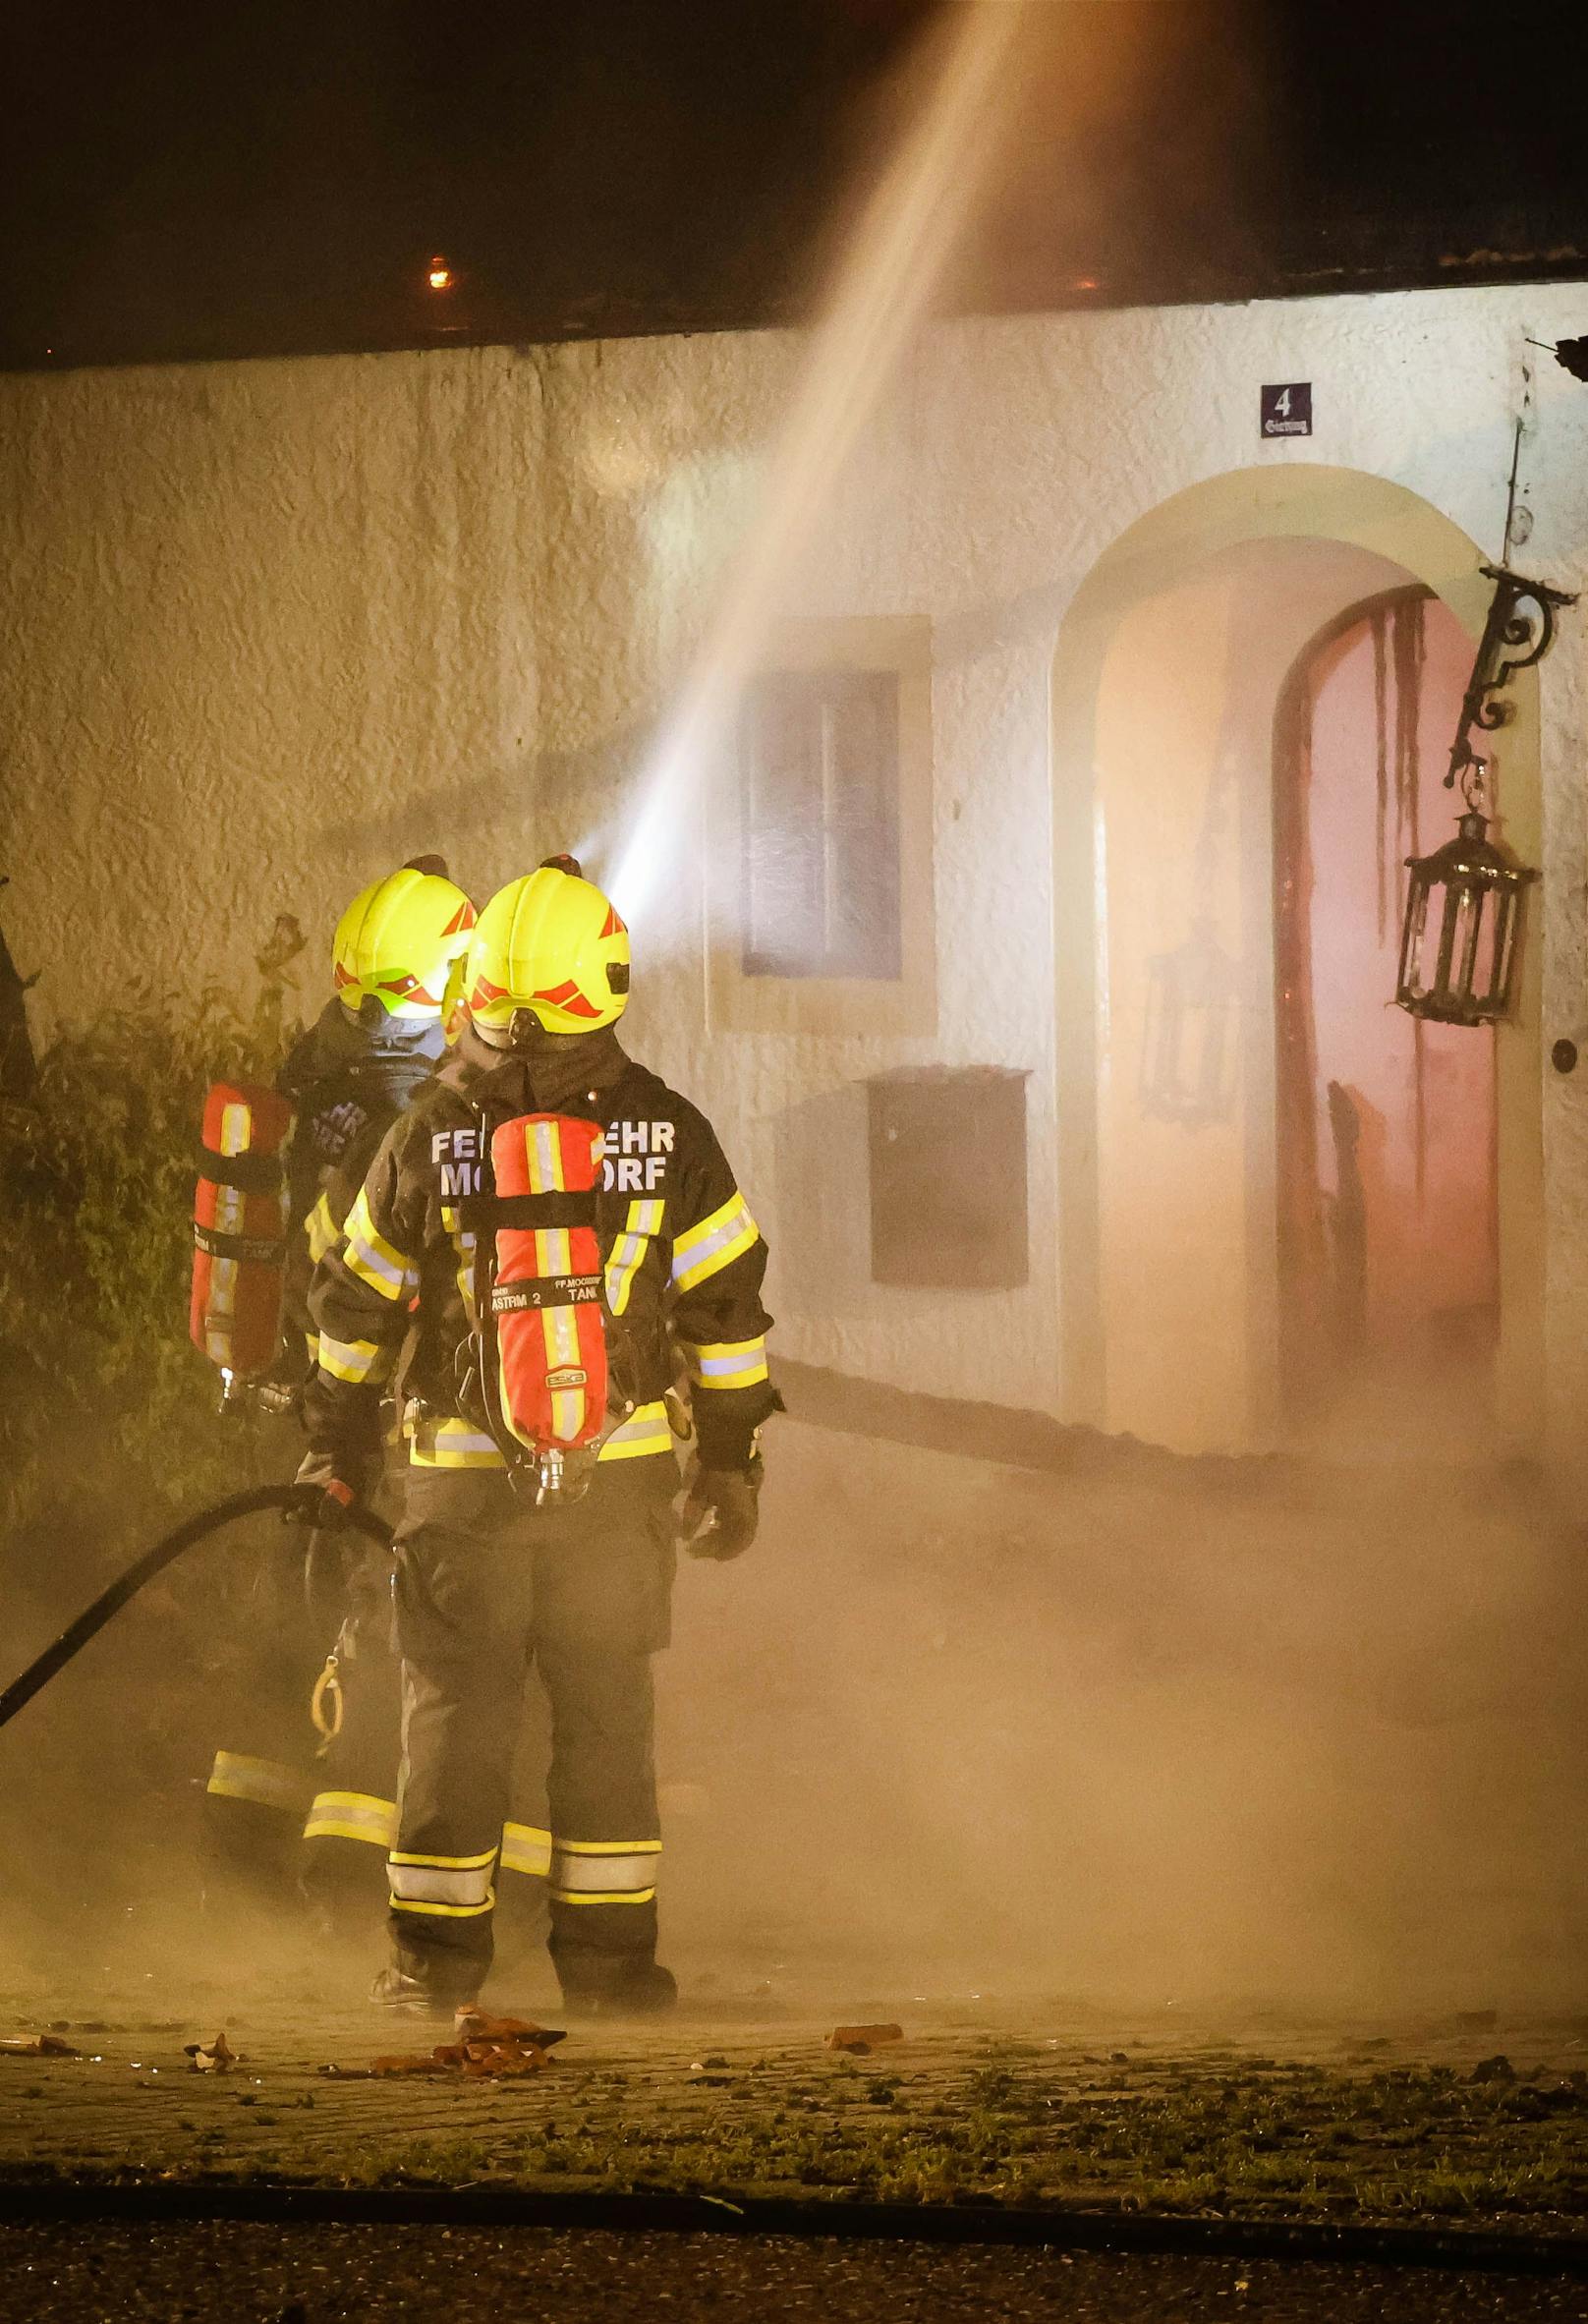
[1275,587,1498,1436]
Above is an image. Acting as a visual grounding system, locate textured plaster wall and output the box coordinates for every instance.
[6,283,1588,1447]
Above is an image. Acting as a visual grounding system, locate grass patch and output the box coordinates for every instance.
[304,2059,1588,2228]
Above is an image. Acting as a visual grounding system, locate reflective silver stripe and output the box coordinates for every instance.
[604,1197,665,1317]
[499,1822,552,1879]
[387,1857,494,1908]
[407,1416,506,1470]
[303,1791,397,1848]
[342,1189,418,1302]
[206,1751,312,1814]
[549,1841,661,1894]
[316,1332,393,1386]
[684,1335,768,1389]
[671,1192,759,1292]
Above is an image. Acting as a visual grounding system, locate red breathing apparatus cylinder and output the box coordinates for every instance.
[190,1082,294,1403]
[477,1112,610,1499]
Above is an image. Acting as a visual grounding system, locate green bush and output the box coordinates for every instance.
[0,975,301,1544]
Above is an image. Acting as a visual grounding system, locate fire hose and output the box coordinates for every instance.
[0,1484,392,1735]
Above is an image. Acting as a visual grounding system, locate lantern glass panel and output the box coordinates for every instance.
[1394,813,1532,1026]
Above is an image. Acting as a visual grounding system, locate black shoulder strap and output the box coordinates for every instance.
[458,1188,598,1235]
[197,1142,284,1195]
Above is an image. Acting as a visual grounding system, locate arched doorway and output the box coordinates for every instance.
[1050,468,1542,1458]
[1275,586,1500,1449]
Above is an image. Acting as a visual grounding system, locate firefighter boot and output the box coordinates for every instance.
[555,1956,678,2019]
[370,1949,483,2018]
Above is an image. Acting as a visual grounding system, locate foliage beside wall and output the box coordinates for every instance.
[0,956,314,1933]
[0,974,302,1549]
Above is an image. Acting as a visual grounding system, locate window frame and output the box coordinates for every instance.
[706,615,936,1038]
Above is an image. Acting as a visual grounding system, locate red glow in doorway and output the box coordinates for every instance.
[1275,587,1499,1437]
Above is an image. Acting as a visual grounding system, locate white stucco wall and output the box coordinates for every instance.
[5,283,1588,1445]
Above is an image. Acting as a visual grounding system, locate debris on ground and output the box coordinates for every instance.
[0,2033,79,2058]
[688,2056,733,2083]
[826,2024,904,2055]
[1469,2054,1515,2083]
[184,2032,238,2073]
[326,2012,566,2082]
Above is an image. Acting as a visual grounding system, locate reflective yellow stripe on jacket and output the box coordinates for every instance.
[306,1190,341,1265]
[316,1332,394,1387]
[605,1198,664,1317]
[342,1188,418,1302]
[671,1192,759,1293]
[406,1400,673,1470]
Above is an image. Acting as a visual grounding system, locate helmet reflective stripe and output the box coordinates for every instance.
[332,868,476,1021]
[465,867,631,1036]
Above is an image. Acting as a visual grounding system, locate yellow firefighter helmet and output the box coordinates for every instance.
[466,861,630,1037]
[332,864,477,1021]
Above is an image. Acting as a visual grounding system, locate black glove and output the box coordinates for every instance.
[680,1464,761,1562]
[255,1375,305,1422]
[287,1450,369,1531]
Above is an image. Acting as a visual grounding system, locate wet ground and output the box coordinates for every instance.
[4,2216,1585,2324]
[9,1415,1588,2312]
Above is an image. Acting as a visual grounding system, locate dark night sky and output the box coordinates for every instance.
[6,0,1588,371]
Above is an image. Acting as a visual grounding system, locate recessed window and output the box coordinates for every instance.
[707,615,936,1039]
[740,669,902,981]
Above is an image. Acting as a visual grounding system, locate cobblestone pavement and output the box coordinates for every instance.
[5,1975,1588,2237]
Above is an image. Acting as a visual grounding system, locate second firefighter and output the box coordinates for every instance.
[299,860,777,2014]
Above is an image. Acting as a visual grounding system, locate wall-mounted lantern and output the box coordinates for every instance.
[1395,806,1535,1026]
[1395,564,1574,1027]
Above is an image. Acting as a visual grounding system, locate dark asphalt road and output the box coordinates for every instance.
[2,2220,1586,2321]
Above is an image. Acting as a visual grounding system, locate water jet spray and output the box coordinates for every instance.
[608,0,1035,936]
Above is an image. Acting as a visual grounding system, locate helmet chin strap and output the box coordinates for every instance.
[469,1006,560,1053]
[508,1008,548,1053]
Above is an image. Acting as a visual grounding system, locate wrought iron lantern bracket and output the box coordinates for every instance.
[1395,563,1575,1027]
[1445,564,1577,803]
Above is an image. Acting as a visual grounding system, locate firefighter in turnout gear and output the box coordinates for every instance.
[277,860,478,1372]
[202,862,476,1924]
[300,861,777,2014]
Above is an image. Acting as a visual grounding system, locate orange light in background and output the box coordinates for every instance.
[426,256,454,292]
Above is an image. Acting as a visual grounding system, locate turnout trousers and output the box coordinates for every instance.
[388,1456,677,1999]
[301,1551,556,1960]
